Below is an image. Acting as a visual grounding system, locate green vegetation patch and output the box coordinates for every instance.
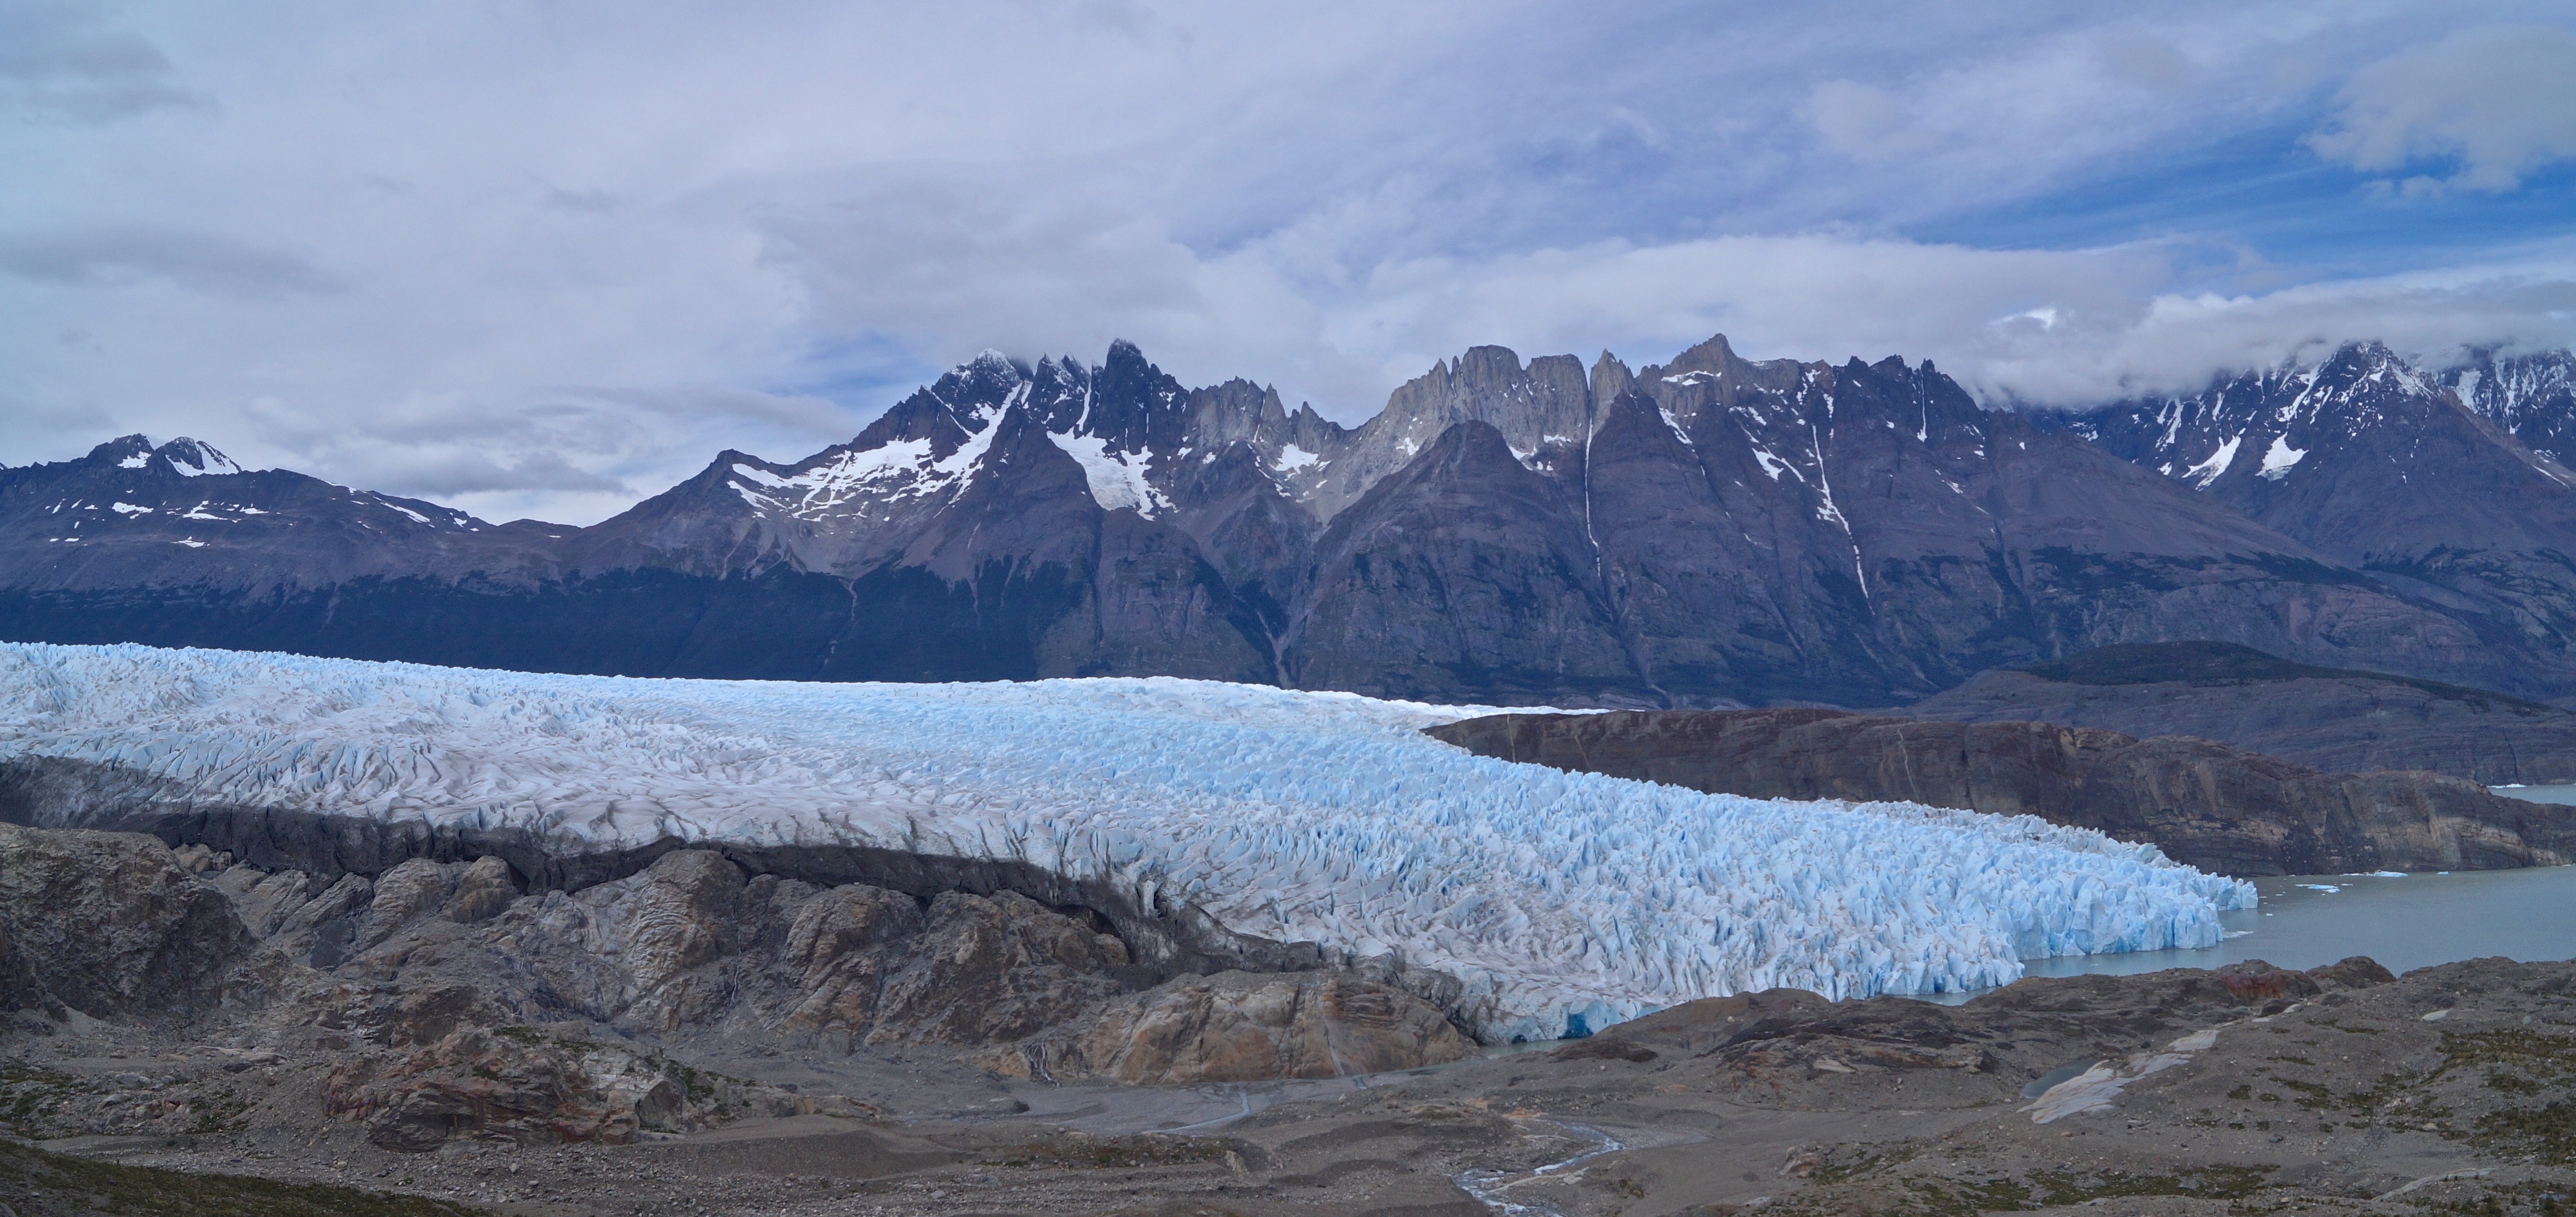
[991,1134,1236,1171]
[2439,1030,2576,1087]
[2027,1164,2279,1205]
[2470,1096,2576,1166]
[0,1138,493,1216]
[1,1064,82,1136]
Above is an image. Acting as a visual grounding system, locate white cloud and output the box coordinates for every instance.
[1,1,2571,523]
[2308,24,2576,192]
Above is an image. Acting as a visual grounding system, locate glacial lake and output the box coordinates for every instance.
[2004,863,2576,988]
[1990,783,2576,987]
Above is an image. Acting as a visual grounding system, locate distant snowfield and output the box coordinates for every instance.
[0,643,2253,1042]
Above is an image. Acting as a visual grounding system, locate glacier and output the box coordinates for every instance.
[0,642,2254,1044]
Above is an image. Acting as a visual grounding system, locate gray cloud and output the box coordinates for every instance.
[2308,25,2576,192]
[371,450,632,498]
[0,5,207,122]
[542,188,620,214]
[0,226,339,296]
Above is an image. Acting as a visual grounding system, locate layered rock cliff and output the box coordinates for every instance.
[1900,642,2576,784]
[1425,708,2576,876]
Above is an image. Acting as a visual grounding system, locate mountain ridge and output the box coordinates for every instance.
[8,335,2576,706]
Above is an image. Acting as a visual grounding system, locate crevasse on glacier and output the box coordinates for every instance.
[0,643,2253,1043]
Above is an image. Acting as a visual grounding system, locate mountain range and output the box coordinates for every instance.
[8,337,2576,708]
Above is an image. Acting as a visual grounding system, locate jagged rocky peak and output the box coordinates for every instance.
[2441,345,2576,464]
[2068,340,2552,495]
[2057,339,2576,572]
[1377,345,1593,453]
[1286,343,1619,521]
[1629,333,1827,438]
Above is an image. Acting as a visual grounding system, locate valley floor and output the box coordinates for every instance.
[10,955,2573,1217]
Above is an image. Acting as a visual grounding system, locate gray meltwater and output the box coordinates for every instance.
[1914,792,2576,1002]
[2003,860,2576,991]
[1999,784,2576,985]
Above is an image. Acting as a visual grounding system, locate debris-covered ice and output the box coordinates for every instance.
[0,642,2254,1042]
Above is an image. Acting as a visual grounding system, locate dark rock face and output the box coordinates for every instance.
[0,822,252,1018]
[1901,641,2576,784]
[10,336,2571,707]
[1425,708,2576,876]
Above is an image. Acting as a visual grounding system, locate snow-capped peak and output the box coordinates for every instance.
[161,438,246,477]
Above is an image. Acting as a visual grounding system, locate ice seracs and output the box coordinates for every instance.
[0,643,2254,1043]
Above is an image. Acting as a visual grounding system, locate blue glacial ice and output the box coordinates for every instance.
[0,642,2254,1043]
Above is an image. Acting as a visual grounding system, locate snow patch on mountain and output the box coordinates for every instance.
[0,642,2254,1043]
[164,440,245,477]
[2184,435,2241,488]
[1050,432,1167,517]
[2256,435,2307,481]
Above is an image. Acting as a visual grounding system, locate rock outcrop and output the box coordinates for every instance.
[319,1025,838,1151]
[997,970,1478,1085]
[1427,708,2576,875]
[1899,641,2576,784]
[0,827,1477,1150]
[258,850,1155,1056]
[0,822,252,1019]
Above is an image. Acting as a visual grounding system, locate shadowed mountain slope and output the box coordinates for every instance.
[8,338,2576,705]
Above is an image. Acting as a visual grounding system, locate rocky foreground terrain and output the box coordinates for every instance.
[5,822,2575,1215]
[1428,708,2576,877]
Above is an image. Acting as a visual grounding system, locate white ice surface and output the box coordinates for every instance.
[0,643,2254,1043]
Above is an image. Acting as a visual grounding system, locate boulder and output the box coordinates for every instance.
[0,823,252,1018]
[867,890,1135,1046]
[442,855,521,924]
[1005,970,1477,1084]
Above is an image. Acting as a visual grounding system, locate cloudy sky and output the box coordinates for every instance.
[8,1,2575,523]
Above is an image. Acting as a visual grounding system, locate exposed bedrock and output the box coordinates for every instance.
[0,826,1471,1143]
[1900,641,2576,785]
[991,969,1479,1085]
[1428,708,2576,876]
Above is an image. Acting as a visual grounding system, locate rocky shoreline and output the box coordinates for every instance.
[5,822,2574,1214]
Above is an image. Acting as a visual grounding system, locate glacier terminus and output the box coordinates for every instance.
[0,642,2253,1044]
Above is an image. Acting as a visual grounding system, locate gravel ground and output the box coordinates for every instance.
[8,955,2574,1216]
